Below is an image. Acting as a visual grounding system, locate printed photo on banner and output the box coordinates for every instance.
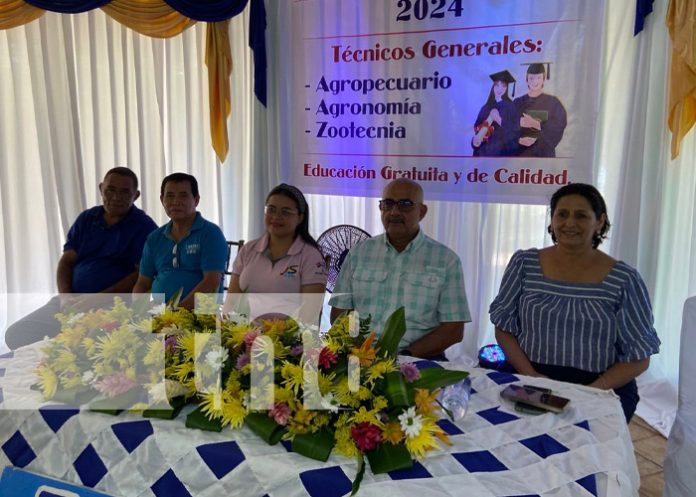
[284,0,605,204]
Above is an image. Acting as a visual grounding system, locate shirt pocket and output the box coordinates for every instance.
[352,268,388,305]
[403,270,443,312]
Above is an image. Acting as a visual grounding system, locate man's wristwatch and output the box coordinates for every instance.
[399,348,413,357]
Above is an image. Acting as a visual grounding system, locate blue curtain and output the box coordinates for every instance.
[250,0,267,106]
[25,0,110,14]
[634,0,654,35]
[26,0,248,20]
[165,0,248,22]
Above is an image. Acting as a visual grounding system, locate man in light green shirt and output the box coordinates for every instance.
[329,179,470,359]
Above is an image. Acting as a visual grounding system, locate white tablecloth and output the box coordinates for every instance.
[0,344,639,497]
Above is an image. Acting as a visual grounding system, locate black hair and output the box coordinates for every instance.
[160,172,199,198]
[485,80,511,106]
[104,167,138,191]
[547,183,611,248]
[266,183,319,249]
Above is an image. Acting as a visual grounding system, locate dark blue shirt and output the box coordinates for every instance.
[64,205,157,293]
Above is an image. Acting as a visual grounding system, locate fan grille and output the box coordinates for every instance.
[317,225,371,292]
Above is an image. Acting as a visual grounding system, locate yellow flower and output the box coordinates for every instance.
[351,406,383,427]
[288,407,315,434]
[220,391,247,428]
[382,421,405,444]
[372,395,388,412]
[366,359,398,384]
[404,417,449,459]
[334,425,359,458]
[280,361,304,394]
[36,366,58,399]
[414,388,440,416]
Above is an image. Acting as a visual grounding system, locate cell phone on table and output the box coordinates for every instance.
[514,402,547,415]
[500,384,570,413]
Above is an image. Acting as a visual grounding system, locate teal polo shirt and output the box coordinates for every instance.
[139,212,227,301]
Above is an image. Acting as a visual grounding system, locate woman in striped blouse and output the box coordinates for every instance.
[489,183,660,421]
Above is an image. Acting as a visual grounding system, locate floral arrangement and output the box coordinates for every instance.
[35,296,468,494]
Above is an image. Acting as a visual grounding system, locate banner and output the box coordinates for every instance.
[286,0,605,204]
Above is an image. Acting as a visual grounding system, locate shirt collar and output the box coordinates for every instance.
[384,229,424,253]
[164,212,202,237]
[256,233,305,255]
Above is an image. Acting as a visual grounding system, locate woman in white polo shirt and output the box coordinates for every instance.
[223,184,327,321]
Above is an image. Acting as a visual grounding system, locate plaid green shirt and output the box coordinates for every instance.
[329,230,470,347]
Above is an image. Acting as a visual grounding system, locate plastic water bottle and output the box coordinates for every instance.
[440,376,471,422]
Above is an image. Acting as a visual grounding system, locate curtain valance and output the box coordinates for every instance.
[0,0,267,161]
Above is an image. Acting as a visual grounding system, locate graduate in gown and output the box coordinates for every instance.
[472,70,520,157]
[514,62,567,157]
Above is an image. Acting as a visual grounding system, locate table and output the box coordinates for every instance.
[0,343,639,497]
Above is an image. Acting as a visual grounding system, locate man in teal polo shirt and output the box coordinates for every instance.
[133,173,227,310]
[329,179,470,359]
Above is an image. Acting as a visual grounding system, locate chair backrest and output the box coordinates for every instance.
[224,240,244,291]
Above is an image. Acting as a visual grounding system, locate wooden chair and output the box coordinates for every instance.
[224,240,245,291]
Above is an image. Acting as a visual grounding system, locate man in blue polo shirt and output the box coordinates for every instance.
[4,167,157,349]
[133,173,227,310]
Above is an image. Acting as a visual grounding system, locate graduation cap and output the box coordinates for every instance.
[489,69,516,97]
[522,62,552,80]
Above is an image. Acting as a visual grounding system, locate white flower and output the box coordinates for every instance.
[67,312,86,326]
[205,347,229,369]
[148,380,189,405]
[398,406,424,438]
[160,325,184,335]
[320,393,340,413]
[81,370,95,384]
[148,303,166,316]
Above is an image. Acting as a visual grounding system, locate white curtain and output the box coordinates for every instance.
[0,11,224,331]
[0,1,694,433]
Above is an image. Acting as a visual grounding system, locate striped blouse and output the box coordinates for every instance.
[489,249,660,373]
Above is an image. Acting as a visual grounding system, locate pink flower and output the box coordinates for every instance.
[351,422,382,452]
[102,321,119,332]
[243,330,261,350]
[400,362,421,383]
[268,403,291,426]
[93,372,137,397]
[164,335,178,352]
[318,347,338,369]
[236,353,250,370]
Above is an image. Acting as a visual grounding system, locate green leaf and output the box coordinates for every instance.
[383,372,410,408]
[410,369,468,392]
[366,442,412,474]
[245,412,286,445]
[185,406,223,432]
[292,429,335,462]
[351,452,366,496]
[90,388,144,415]
[168,287,184,309]
[142,396,187,420]
[376,307,406,359]
[51,386,97,406]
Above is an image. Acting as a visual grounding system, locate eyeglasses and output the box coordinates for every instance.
[378,199,417,212]
[265,205,299,218]
[172,244,178,268]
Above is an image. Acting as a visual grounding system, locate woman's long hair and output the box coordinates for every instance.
[485,81,511,106]
[266,184,319,249]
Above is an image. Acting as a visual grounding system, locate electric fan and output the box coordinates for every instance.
[316,225,371,292]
